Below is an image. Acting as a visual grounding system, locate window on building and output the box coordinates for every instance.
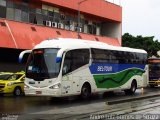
[29,13,37,24]
[36,14,43,25]
[15,9,21,21]
[6,8,15,20]
[92,23,97,34]
[29,7,36,13]
[42,9,48,16]
[0,0,6,7]
[0,6,6,18]
[48,11,54,17]
[54,18,59,23]
[21,10,29,22]
[42,4,48,11]
[21,3,28,12]
[7,1,15,8]
[36,8,42,14]
[43,15,49,25]
[88,24,93,34]
[2,1,101,35]
[48,16,53,21]
[54,12,60,20]
[15,3,21,9]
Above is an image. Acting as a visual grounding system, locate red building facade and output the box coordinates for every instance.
[0,0,122,71]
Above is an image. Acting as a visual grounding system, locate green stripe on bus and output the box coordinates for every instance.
[93,68,145,88]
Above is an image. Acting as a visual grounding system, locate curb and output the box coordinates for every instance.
[106,93,160,105]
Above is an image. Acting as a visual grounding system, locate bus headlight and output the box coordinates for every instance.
[49,83,61,89]
[24,84,30,89]
[7,82,15,86]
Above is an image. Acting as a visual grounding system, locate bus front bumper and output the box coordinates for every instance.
[24,88,61,97]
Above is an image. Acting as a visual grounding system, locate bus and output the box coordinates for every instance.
[148,58,160,87]
[19,38,148,98]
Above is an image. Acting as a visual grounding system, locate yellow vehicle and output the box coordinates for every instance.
[148,58,160,87]
[0,72,25,96]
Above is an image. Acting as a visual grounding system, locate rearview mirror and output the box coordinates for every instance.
[19,50,31,63]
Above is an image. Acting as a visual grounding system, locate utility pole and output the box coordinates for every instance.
[77,0,88,39]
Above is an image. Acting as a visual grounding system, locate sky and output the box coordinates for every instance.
[107,0,160,41]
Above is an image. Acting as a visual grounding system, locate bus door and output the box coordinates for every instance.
[72,76,81,94]
[61,49,89,95]
[62,73,82,94]
[61,70,80,95]
[61,73,72,95]
[61,52,73,95]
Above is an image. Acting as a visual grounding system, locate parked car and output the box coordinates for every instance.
[0,72,25,96]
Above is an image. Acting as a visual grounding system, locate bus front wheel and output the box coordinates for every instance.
[80,83,91,99]
[124,80,137,95]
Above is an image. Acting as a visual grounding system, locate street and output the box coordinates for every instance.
[0,87,160,120]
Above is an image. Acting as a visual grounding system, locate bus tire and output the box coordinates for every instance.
[13,87,22,96]
[124,80,137,95]
[80,83,91,99]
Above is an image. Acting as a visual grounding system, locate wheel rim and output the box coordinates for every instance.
[131,82,136,92]
[81,86,90,99]
[15,88,21,96]
[132,85,135,92]
[83,88,88,97]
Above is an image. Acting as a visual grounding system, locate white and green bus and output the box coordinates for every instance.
[19,38,148,98]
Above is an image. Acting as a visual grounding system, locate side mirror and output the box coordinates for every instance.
[19,50,31,63]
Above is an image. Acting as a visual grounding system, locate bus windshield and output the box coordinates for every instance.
[149,63,160,78]
[26,48,60,80]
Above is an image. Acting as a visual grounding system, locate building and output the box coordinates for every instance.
[0,0,122,72]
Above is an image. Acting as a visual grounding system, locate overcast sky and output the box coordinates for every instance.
[121,0,160,41]
[107,0,160,41]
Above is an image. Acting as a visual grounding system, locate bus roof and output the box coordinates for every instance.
[34,38,147,54]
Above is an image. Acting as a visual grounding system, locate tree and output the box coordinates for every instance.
[122,33,160,57]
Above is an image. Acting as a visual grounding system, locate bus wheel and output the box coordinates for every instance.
[125,80,137,95]
[81,83,91,99]
[13,87,22,96]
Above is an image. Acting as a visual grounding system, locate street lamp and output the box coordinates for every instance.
[77,0,88,39]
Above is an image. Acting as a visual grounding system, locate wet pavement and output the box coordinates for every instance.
[0,87,160,120]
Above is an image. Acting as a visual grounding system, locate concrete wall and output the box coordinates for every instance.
[101,22,121,39]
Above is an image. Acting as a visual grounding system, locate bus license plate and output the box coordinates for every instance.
[36,91,42,94]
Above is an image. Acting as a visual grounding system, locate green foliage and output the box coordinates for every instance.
[122,33,160,57]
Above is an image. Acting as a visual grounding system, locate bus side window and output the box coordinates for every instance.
[62,49,89,75]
